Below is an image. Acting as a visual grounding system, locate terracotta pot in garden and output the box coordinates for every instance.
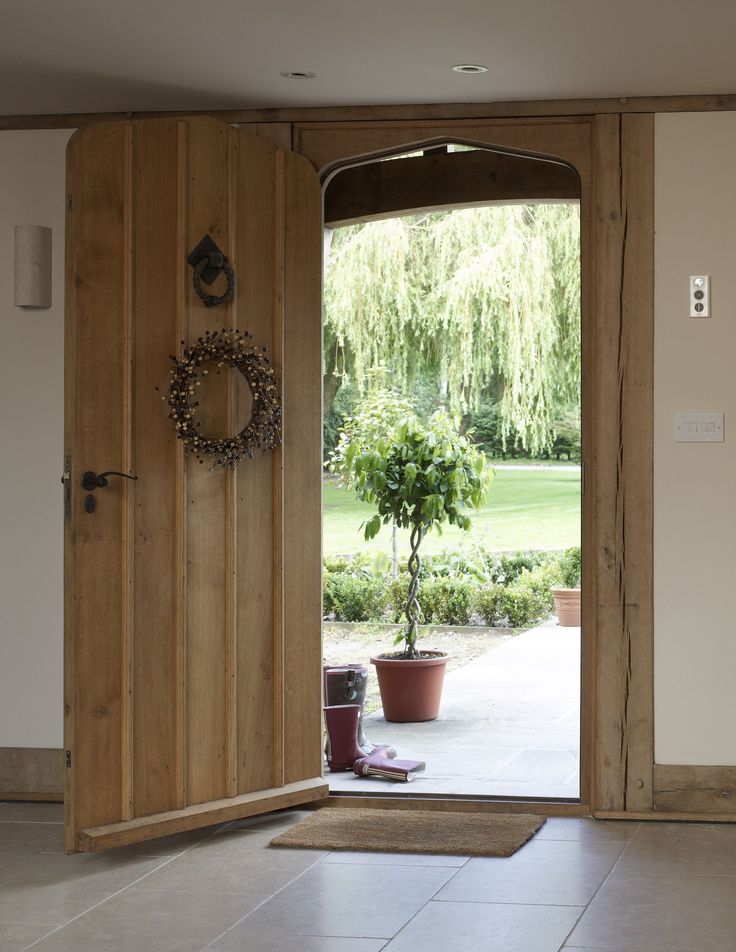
[370,651,450,722]
[551,587,581,627]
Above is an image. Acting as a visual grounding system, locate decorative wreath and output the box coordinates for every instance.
[167,328,281,468]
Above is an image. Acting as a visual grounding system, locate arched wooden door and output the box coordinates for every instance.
[64,116,326,853]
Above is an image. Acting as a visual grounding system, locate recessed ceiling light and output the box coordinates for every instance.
[451,64,488,74]
[280,70,317,79]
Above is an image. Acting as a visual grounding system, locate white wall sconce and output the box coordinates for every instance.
[14,225,52,308]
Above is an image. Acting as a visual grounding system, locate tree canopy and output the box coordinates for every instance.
[323,202,580,456]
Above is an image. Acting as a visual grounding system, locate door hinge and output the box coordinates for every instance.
[66,194,74,212]
[65,750,72,768]
[62,455,72,521]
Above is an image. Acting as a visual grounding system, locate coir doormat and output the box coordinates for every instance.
[270,808,545,858]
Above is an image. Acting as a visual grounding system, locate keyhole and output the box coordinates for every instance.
[84,494,97,513]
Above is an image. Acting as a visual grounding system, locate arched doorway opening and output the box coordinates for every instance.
[320,138,585,803]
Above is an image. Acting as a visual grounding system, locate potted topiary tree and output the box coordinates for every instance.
[332,397,492,722]
[550,546,581,627]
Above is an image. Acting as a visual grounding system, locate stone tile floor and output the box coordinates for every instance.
[2,800,735,951]
[330,619,581,798]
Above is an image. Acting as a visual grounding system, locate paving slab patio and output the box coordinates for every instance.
[328,619,581,798]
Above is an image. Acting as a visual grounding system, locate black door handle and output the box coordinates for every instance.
[80,470,139,491]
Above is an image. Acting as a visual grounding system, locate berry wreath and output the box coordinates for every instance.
[167,328,281,468]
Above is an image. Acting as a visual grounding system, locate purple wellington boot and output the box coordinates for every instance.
[324,704,365,771]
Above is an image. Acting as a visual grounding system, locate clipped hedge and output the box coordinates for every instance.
[323,572,385,623]
[323,546,579,629]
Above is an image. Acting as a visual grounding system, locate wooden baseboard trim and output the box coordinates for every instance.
[0,747,64,800]
[78,777,328,852]
[0,791,64,802]
[323,796,590,817]
[653,763,736,815]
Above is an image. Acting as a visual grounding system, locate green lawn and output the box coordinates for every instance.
[323,466,581,556]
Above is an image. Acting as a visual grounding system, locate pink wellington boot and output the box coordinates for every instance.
[324,704,365,771]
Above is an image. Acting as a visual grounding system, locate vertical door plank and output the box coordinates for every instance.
[593,114,655,812]
[132,119,186,816]
[282,152,324,785]
[64,122,134,848]
[184,118,236,805]
[234,133,280,794]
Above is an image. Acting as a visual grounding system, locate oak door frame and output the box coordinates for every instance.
[294,114,654,817]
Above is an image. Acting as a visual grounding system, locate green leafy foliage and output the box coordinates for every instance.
[322,572,385,623]
[330,396,492,655]
[497,584,551,629]
[332,401,493,540]
[554,546,582,588]
[324,204,581,455]
[323,547,568,629]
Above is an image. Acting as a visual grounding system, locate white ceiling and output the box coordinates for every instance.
[3,0,736,115]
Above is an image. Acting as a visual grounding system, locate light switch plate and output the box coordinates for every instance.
[675,412,724,442]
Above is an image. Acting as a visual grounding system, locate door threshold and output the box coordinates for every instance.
[322,792,589,816]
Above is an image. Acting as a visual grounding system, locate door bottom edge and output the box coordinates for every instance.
[74,776,327,853]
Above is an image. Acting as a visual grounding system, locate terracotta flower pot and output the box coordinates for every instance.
[551,587,581,627]
[370,651,450,722]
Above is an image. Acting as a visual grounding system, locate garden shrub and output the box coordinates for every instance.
[555,546,581,588]
[488,550,556,584]
[322,572,385,622]
[497,567,554,627]
[498,585,549,628]
[417,577,474,626]
[323,546,566,627]
[469,583,503,626]
[384,576,412,622]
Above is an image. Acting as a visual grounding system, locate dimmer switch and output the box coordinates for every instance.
[690,275,710,317]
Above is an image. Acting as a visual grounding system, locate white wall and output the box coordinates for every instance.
[654,112,736,764]
[1,116,734,765]
[0,130,72,748]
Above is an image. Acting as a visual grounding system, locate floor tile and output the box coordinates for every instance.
[0,851,164,926]
[237,861,455,939]
[566,869,736,951]
[223,809,316,834]
[141,832,326,895]
[322,850,468,867]
[25,886,266,952]
[615,821,736,876]
[434,839,625,906]
[384,899,582,951]
[209,932,387,952]
[0,921,56,952]
[535,818,640,843]
[0,823,65,871]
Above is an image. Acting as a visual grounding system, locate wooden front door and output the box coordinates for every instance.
[63,116,326,853]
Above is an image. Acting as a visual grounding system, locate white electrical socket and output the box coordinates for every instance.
[690,275,710,318]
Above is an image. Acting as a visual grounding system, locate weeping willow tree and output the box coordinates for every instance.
[323,203,580,455]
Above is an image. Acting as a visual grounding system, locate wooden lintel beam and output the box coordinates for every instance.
[324,149,579,227]
[2,92,736,130]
